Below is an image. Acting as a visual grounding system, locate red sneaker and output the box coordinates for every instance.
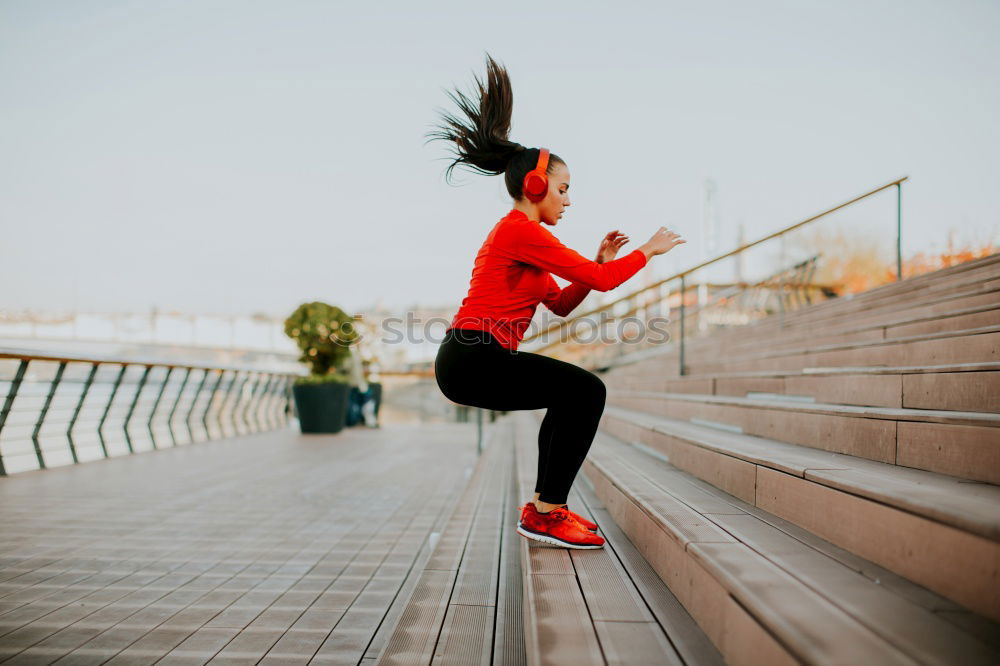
[517,506,605,549]
[519,502,598,533]
[567,508,598,532]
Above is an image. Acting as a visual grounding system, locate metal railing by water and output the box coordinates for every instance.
[0,348,300,476]
[520,177,909,373]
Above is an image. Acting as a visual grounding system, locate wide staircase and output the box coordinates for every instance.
[375,254,999,665]
[585,252,1000,663]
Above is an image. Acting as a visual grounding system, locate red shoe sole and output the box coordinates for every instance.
[516,524,604,549]
[519,519,597,534]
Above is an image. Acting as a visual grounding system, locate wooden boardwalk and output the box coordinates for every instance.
[0,424,479,665]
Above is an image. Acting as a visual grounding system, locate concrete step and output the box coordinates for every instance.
[662,267,1000,354]
[683,325,1000,375]
[745,275,998,337]
[606,389,1000,482]
[605,363,1000,413]
[683,299,1000,359]
[663,261,1000,355]
[769,253,1000,325]
[885,302,1000,338]
[779,272,1000,333]
[579,426,1000,664]
[508,412,713,665]
[596,405,1000,620]
[675,299,1000,364]
[602,287,1000,377]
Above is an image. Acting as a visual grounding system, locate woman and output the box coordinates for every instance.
[430,55,685,549]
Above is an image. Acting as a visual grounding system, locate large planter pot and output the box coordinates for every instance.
[292,381,350,434]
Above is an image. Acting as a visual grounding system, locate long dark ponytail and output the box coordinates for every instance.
[427,53,563,200]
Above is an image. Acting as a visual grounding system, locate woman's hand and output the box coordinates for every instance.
[595,230,630,264]
[639,227,686,259]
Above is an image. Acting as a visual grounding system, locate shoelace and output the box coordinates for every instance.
[525,505,578,525]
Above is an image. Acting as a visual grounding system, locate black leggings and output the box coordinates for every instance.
[434,327,607,504]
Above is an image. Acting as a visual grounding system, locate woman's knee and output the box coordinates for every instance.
[579,371,606,407]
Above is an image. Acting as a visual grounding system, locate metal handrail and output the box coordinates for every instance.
[0,347,300,374]
[0,348,300,476]
[521,176,908,370]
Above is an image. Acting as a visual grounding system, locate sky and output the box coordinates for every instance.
[2,0,998,317]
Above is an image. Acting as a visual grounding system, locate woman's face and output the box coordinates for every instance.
[538,162,571,225]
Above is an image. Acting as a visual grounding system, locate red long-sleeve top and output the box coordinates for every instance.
[449,208,648,351]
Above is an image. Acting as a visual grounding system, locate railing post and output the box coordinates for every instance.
[778,236,787,324]
[167,367,193,447]
[0,359,30,476]
[254,374,275,432]
[228,371,250,435]
[202,369,226,439]
[261,374,279,430]
[188,368,211,443]
[264,374,279,429]
[31,361,67,470]
[147,366,174,450]
[123,365,152,453]
[98,364,128,458]
[241,372,263,434]
[896,182,903,281]
[68,362,99,464]
[476,407,483,455]
[265,374,280,429]
[679,275,687,376]
[217,370,240,437]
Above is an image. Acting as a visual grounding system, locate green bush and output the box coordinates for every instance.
[284,301,359,385]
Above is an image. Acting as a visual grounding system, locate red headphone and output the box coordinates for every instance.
[522,148,550,203]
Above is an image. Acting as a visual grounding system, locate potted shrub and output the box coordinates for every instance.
[284,301,359,433]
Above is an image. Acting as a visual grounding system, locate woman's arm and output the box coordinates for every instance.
[513,221,647,292]
[541,275,591,317]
